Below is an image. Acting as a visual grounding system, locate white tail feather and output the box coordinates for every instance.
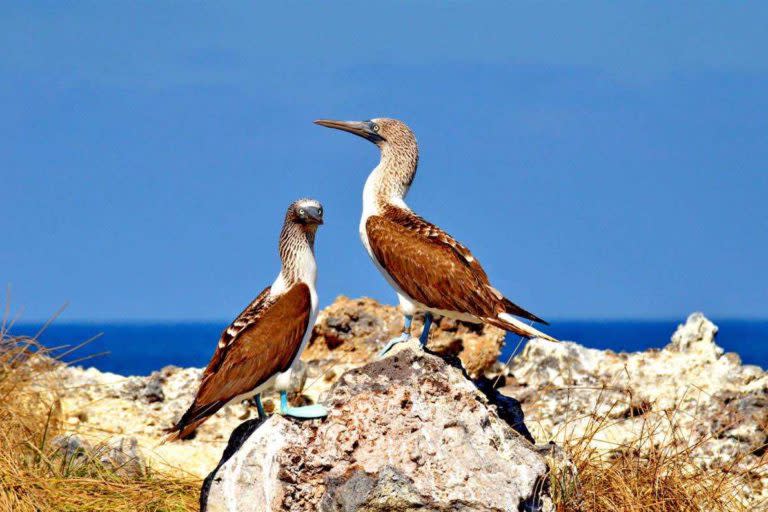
[497,313,559,342]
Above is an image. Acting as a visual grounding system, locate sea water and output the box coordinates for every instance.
[11,319,768,376]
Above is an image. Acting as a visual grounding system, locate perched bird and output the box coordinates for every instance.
[315,118,557,354]
[165,199,328,441]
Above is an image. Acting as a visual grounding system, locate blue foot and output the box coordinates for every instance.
[279,391,328,419]
[255,394,266,421]
[418,312,433,347]
[378,314,414,357]
[378,332,410,357]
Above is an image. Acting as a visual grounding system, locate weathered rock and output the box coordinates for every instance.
[667,311,724,361]
[502,312,768,503]
[51,305,768,505]
[51,297,507,478]
[305,296,506,380]
[205,340,549,512]
[51,434,146,477]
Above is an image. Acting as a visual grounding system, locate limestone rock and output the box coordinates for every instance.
[502,313,768,503]
[50,304,767,504]
[205,341,549,512]
[304,296,505,381]
[51,434,146,477]
[666,312,723,361]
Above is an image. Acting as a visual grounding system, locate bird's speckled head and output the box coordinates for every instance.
[367,118,417,149]
[286,198,324,227]
[315,117,420,200]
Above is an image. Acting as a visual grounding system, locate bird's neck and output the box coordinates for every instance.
[274,223,317,293]
[363,142,419,216]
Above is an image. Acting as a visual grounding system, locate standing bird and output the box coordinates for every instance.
[165,199,328,441]
[314,118,557,355]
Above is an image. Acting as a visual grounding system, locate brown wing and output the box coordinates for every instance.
[165,283,311,440]
[366,206,546,324]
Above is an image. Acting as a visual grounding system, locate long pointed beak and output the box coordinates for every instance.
[314,119,368,135]
[314,119,381,142]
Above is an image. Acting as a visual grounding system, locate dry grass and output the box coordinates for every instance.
[548,389,767,512]
[0,319,199,512]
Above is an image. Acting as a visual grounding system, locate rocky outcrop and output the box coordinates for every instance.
[54,297,506,477]
[56,364,245,476]
[305,296,505,380]
[204,340,550,512]
[503,313,768,502]
[52,301,767,505]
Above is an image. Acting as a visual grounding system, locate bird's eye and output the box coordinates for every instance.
[299,208,305,216]
[317,208,323,215]
[372,124,379,132]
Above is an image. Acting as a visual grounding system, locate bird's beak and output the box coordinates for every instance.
[305,206,324,225]
[314,119,382,142]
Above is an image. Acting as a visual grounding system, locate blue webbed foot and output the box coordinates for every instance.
[378,314,414,358]
[278,391,328,419]
[378,332,410,357]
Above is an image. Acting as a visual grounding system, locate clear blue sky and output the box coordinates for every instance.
[2,3,766,321]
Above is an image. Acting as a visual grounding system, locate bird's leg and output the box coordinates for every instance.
[378,314,413,357]
[278,390,328,419]
[255,394,266,421]
[418,312,433,347]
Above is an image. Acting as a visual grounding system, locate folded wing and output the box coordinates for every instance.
[366,206,546,325]
[166,283,311,439]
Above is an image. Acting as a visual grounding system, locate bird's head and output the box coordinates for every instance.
[287,198,324,230]
[314,117,416,150]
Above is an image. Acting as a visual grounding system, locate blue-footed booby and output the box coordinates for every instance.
[165,199,327,441]
[314,118,557,355]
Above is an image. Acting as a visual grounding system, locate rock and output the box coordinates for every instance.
[52,434,92,458]
[428,315,506,378]
[205,340,549,512]
[501,313,768,503]
[304,296,506,381]
[49,304,768,505]
[141,371,166,403]
[97,436,146,477]
[50,296,508,479]
[50,434,146,477]
[666,312,723,362]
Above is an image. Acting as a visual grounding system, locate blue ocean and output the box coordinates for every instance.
[11,319,768,376]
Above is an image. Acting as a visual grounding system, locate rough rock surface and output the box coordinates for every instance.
[51,434,146,477]
[305,296,505,380]
[54,297,505,477]
[204,340,550,512]
[503,312,768,503]
[52,300,767,506]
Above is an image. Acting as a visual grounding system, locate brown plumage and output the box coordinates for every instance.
[164,199,323,441]
[366,205,548,332]
[164,284,310,441]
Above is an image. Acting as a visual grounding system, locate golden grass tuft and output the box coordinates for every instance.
[547,390,767,512]
[0,322,199,512]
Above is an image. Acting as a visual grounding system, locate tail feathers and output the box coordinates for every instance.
[162,420,203,444]
[490,313,559,342]
[162,400,223,443]
[502,298,549,325]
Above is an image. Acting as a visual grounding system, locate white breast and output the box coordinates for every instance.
[269,247,319,392]
[360,165,419,316]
